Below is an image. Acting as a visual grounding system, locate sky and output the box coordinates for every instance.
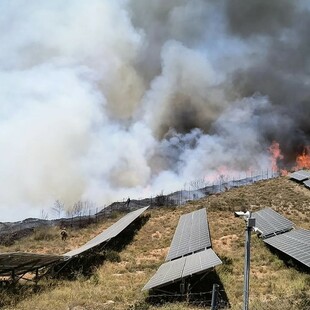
[0,0,309,221]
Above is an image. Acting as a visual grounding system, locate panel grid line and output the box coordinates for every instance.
[264,229,310,268]
[143,248,222,291]
[165,208,211,261]
[252,208,294,238]
[64,206,149,257]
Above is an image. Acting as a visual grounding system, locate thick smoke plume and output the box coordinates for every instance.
[0,0,309,221]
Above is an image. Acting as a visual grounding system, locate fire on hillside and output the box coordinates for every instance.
[269,142,310,175]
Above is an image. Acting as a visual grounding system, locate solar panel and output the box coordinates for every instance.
[290,170,310,182]
[143,248,222,291]
[165,208,211,261]
[142,256,186,291]
[0,252,64,276]
[65,206,149,257]
[264,229,310,268]
[304,179,310,189]
[182,249,222,277]
[252,208,294,238]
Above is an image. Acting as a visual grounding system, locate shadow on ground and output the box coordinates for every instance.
[145,270,230,309]
[50,214,150,280]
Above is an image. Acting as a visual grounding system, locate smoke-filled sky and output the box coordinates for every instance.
[1,0,309,221]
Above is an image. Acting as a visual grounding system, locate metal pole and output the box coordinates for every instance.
[211,283,220,310]
[243,225,251,310]
[243,215,255,310]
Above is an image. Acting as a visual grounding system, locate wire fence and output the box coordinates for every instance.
[145,168,280,207]
[144,290,229,309]
[0,168,280,244]
[141,290,310,310]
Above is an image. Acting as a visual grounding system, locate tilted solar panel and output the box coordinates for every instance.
[182,249,222,278]
[0,252,65,276]
[304,179,310,189]
[65,206,149,257]
[142,256,186,291]
[289,170,310,182]
[143,248,222,291]
[165,208,211,261]
[252,208,294,238]
[264,229,310,268]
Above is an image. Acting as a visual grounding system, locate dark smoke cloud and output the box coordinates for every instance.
[0,0,309,220]
[226,0,310,160]
[226,0,296,37]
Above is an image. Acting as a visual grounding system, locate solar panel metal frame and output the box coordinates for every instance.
[64,206,149,257]
[264,229,310,268]
[143,248,222,291]
[0,252,65,276]
[165,208,211,261]
[252,208,294,238]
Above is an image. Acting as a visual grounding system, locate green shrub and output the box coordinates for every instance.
[105,250,121,262]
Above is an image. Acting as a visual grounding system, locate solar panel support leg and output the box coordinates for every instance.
[211,283,219,310]
[180,279,185,294]
[35,268,39,283]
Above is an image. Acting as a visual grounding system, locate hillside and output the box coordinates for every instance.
[0,177,309,310]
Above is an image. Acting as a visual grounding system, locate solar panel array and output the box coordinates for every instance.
[143,249,222,290]
[65,206,149,257]
[252,208,310,269]
[143,208,222,291]
[264,229,310,268]
[0,252,65,276]
[165,208,211,261]
[289,170,310,182]
[252,208,294,238]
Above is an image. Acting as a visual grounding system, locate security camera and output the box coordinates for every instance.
[234,211,246,217]
[253,226,263,236]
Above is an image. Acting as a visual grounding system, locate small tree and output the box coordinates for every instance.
[40,209,48,220]
[52,200,65,218]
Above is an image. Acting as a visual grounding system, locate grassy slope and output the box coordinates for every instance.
[1,177,310,310]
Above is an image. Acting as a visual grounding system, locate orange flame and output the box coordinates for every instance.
[268,141,283,172]
[294,146,310,170]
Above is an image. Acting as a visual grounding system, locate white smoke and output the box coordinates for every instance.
[0,0,308,221]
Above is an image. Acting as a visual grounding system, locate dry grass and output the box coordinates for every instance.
[0,177,309,309]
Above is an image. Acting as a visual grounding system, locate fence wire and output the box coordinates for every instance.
[143,290,310,310]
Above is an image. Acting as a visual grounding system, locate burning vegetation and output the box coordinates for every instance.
[269,142,310,175]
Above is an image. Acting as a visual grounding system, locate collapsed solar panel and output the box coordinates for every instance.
[64,206,149,257]
[289,170,310,182]
[264,229,310,268]
[0,252,65,276]
[165,208,211,261]
[252,208,294,238]
[142,248,222,291]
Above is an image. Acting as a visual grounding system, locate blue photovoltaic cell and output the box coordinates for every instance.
[143,248,222,290]
[166,208,211,261]
[252,208,294,238]
[264,229,310,268]
[65,207,149,257]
